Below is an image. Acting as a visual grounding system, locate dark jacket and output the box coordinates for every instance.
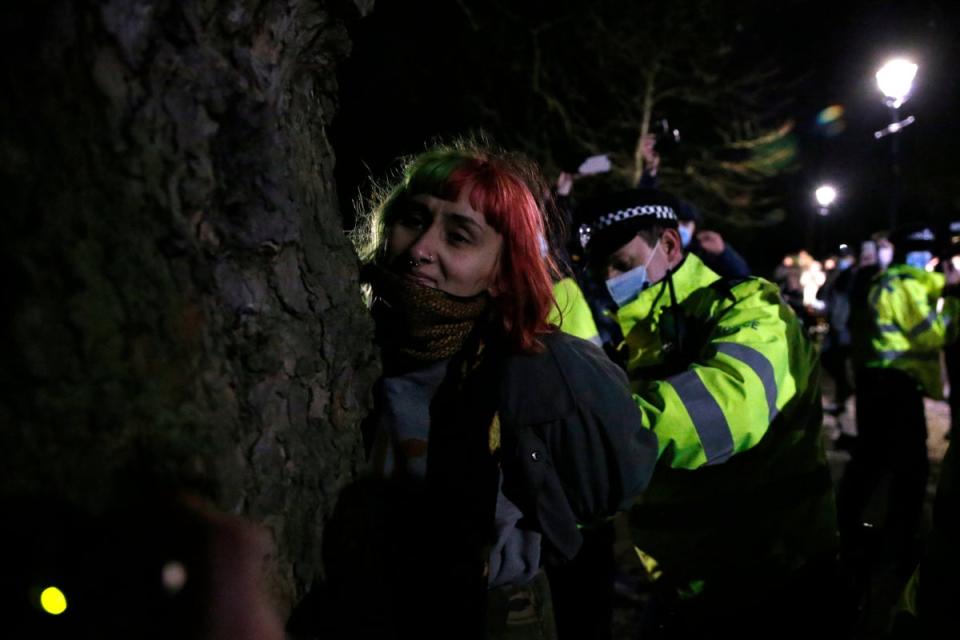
[498,331,658,561]
[321,331,657,639]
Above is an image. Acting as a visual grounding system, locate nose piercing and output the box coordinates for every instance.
[409,252,433,267]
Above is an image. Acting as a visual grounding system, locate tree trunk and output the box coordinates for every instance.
[0,0,378,615]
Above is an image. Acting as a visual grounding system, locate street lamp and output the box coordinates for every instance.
[874,58,918,228]
[876,58,918,109]
[809,184,837,256]
[815,185,837,216]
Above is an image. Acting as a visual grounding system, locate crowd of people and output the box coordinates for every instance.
[317,137,960,640]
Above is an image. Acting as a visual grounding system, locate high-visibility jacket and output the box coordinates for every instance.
[865,264,960,399]
[549,277,601,345]
[615,254,837,595]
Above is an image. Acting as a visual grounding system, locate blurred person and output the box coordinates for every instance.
[838,224,960,582]
[541,153,612,347]
[800,259,826,310]
[819,245,857,415]
[940,221,960,438]
[892,440,960,637]
[335,144,659,639]
[578,187,839,638]
[676,203,751,279]
[847,235,894,442]
[639,134,750,279]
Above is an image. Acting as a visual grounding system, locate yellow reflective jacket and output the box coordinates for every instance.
[866,264,960,399]
[549,277,601,346]
[617,254,821,469]
[615,254,837,593]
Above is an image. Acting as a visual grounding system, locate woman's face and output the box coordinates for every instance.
[385,186,503,298]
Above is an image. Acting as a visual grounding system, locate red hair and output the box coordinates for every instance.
[367,147,558,353]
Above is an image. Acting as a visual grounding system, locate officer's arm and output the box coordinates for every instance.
[549,277,601,345]
[632,284,805,469]
[893,279,960,350]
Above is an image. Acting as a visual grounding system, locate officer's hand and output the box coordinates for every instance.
[697,230,726,255]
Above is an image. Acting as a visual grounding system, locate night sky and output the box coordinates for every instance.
[331,0,960,275]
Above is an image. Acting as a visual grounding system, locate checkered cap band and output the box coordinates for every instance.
[594,205,677,230]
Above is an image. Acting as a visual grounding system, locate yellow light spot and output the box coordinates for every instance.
[817,104,845,125]
[40,586,67,615]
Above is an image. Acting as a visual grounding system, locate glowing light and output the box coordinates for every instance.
[815,185,837,207]
[162,561,188,593]
[876,59,918,107]
[40,586,67,615]
[816,105,845,125]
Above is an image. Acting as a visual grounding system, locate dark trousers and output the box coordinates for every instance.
[822,344,853,406]
[839,367,928,572]
[545,523,615,640]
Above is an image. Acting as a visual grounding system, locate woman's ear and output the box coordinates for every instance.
[486,252,504,297]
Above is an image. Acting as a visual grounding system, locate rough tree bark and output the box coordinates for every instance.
[0,0,378,615]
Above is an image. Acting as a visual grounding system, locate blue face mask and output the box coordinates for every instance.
[678,224,693,248]
[905,250,933,270]
[606,240,661,307]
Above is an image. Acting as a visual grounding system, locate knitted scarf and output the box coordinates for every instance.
[367,266,490,366]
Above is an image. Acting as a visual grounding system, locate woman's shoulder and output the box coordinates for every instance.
[502,330,612,376]
[498,331,629,425]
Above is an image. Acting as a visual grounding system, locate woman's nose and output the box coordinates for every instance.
[408,225,439,264]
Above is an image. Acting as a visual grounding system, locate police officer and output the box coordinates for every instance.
[839,224,960,578]
[578,188,839,637]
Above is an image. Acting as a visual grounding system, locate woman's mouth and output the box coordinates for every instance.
[405,272,438,288]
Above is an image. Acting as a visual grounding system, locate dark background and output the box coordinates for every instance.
[331,0,960,275]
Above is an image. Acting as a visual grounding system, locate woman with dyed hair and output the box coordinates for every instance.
[341,143,656,639]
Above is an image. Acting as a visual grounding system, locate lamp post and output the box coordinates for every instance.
[875,58,918,228]
[815,185,837,216]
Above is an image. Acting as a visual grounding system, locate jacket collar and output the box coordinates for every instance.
[615,253,720,334]
[886,263,945,296]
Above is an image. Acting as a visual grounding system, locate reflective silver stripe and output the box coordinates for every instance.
[906,310,938,338]
[878,323,900,333]
[717,342,779,422]
[877,350,940,362]
[667,370,734,466]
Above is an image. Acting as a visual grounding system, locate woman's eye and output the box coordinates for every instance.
[398,211,426,228]
[448,231,470,245]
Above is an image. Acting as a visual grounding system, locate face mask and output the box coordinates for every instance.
[606,240,661,307]
[905,250,933,270]
[678,224,693,248]
[878,246,894,269]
